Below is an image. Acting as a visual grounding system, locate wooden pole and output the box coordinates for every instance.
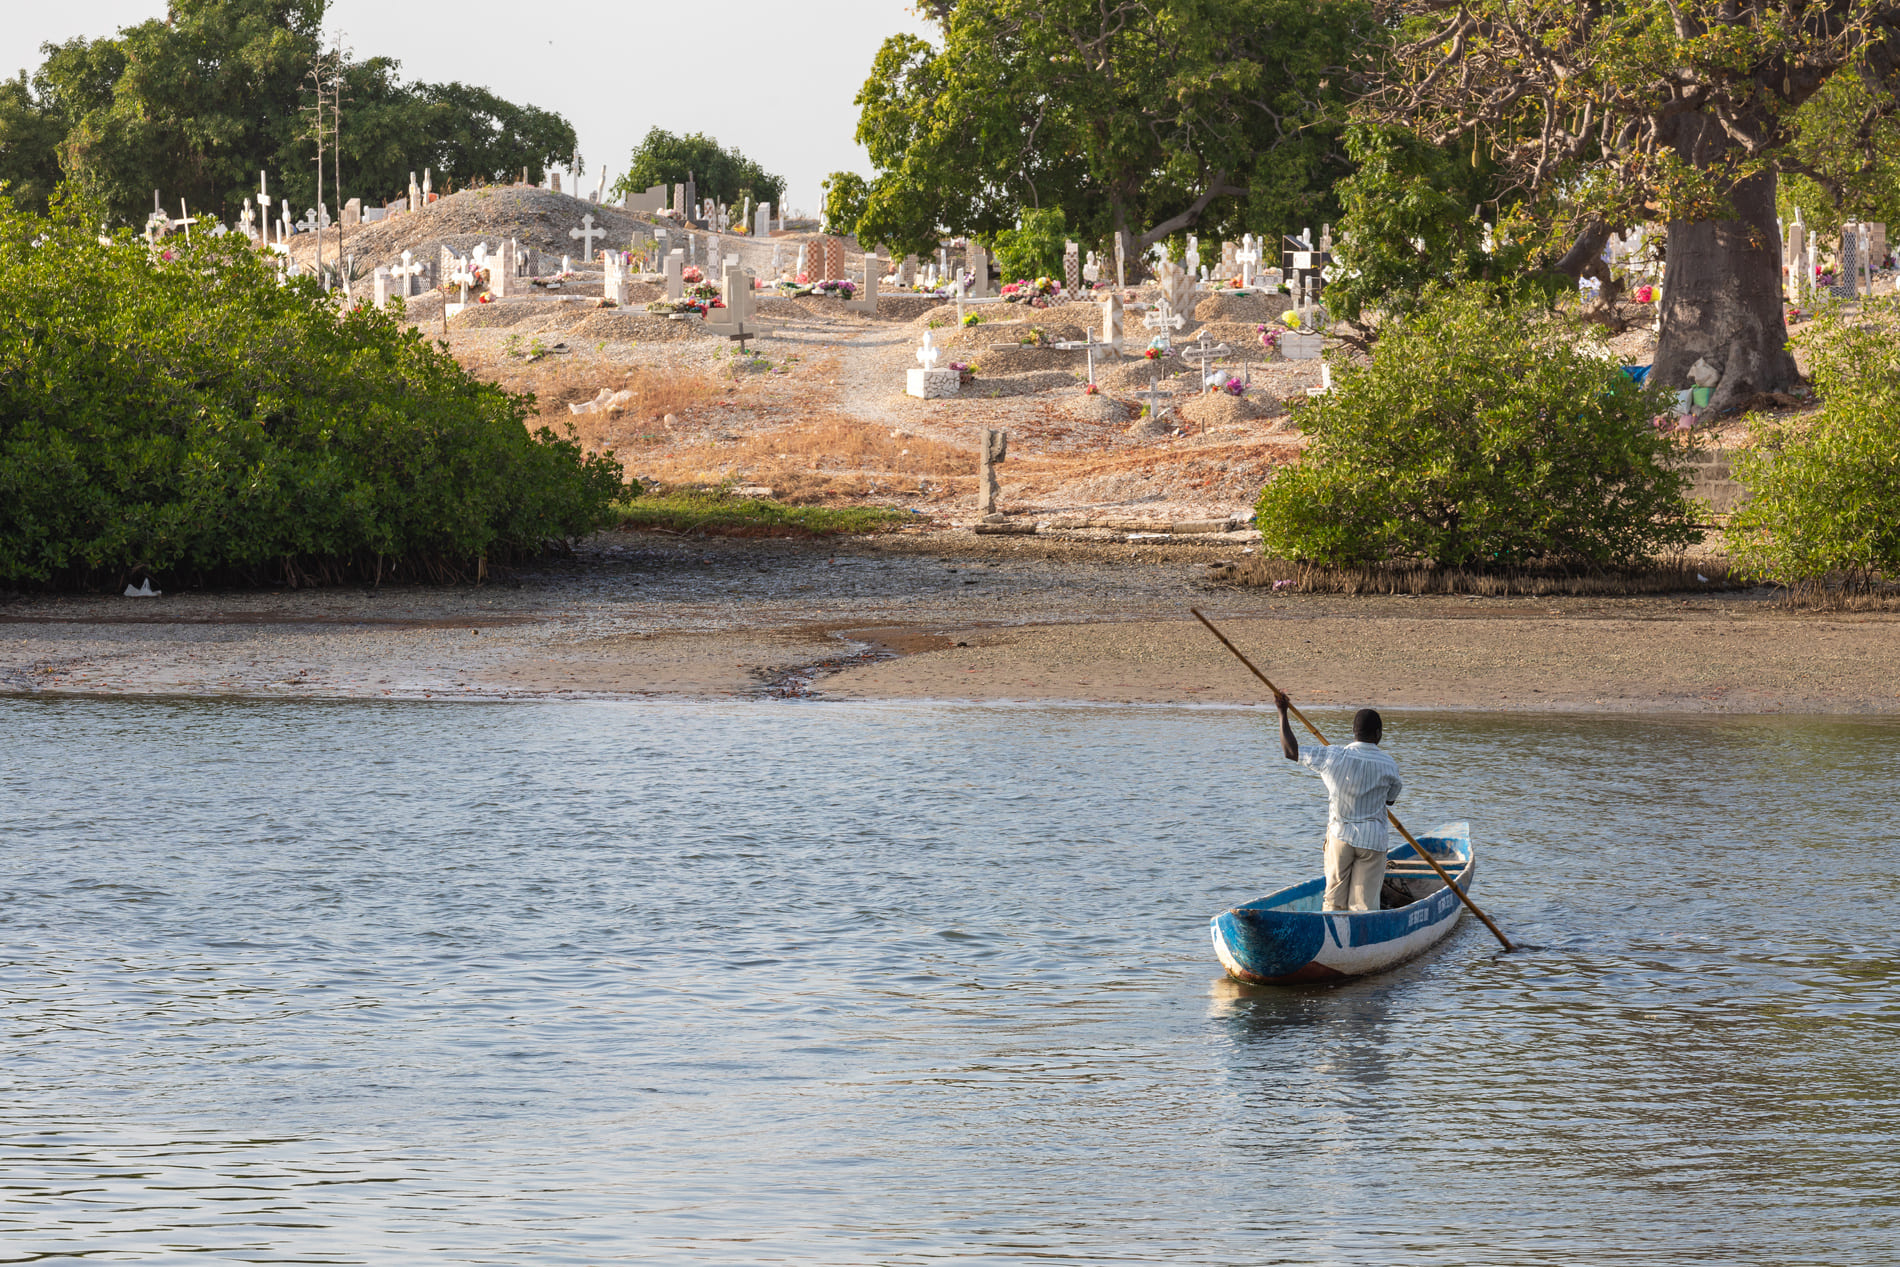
[1189,607,1517,951]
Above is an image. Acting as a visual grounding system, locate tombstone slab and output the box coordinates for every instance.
[907,368,960,398]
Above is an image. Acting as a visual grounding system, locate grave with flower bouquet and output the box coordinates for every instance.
[1000,276,1062,307]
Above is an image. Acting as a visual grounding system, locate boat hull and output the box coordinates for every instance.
[1210,824,1474,985]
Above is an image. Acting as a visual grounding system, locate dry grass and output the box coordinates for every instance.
[636,413,975,505]
[1217,557,1747,597]
[454,346,722,426]
[1771,575,1900,610]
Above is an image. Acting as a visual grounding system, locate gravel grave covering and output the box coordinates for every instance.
[1195,293,1286,323]
[1180,392,1280,428]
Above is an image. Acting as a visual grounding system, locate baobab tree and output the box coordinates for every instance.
[1370,0,1900,410]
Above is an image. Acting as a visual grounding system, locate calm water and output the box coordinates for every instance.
[1,698,1896,1265]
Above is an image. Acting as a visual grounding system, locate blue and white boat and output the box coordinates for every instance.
[1210,822,1474,984]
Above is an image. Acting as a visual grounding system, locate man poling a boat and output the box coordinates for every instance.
[1272,689,1403,913]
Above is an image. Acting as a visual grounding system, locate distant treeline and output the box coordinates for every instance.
[0,0,577,227]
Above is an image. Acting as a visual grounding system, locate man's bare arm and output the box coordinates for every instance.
[1274,690,1298,761]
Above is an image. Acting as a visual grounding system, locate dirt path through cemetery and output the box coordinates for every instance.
[6,532,1898,715]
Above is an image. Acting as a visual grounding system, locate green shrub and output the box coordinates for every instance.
[0,197,627,589]
[990,208,1069,284]
[1255,286,1698,568]
[1725,299,1900,588]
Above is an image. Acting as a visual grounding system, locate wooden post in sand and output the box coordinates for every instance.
[977,428,1008,515]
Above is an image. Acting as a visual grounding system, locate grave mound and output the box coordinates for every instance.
[1101,358,1191,390]
[325,186,665,272]
[962,370,1078,398]
[1195,293,1283,324]
[1068,394,1131,424]
[975,345,1081,374]
[1196,320,1272,351]
[1179,391,1280,429]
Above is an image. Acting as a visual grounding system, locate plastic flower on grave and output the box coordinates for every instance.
[682,266,704,284]
[1223,379,1245,396]
[1281,310,1301,328]
[1633,284,1653,303]
[1083,382,1099,395]
[1143,347,1161,359]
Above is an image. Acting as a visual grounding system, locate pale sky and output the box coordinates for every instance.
[3,1,936,213]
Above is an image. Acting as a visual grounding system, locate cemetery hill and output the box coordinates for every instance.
[3,0,1900,707]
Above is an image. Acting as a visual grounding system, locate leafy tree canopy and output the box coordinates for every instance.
[820,171,868,236]
[851,0,1372,263]
[0,0,576,225]
[1365,0,1900,404]
[611,127,786,212]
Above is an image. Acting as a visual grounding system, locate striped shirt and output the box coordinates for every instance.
[1297,742,1403,852]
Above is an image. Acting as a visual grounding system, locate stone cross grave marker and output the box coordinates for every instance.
[1142,297,1185,351]
[391,250,425,297]
[1064,240,1080,298]
[1115,235,1126,288]
[1237,235,1260,287]
[1051,330,1104,385]
[1140,378,1172,426]
[907,329,959,398]
[256,172,272,232]
[977,428,1008,513]
[570,214,605,261]
[239,199,257,241]
[1182,331,1233,394]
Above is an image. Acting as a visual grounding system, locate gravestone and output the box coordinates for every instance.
[755,202,772,239]
[1154,262,1197,319]
[239,200,257,242]
[1833,229,1863,299]
[977,428,1008,513]
[664,250,685,300]
[966,244,992,297]
[847,252,881,313]
[899,253,918,287]
[491,239,516,298]
[550,171,561,194]
[1185,235,1201,277]
[624,184,667,214]
[672,183,686,217]
[704,263,760,345]
[908,329,959,398]
[1102,292,1124,352]
[408,171,421,212]
[604,250,627,303]
[342,198,361,228]
[1064,240,1081,298]
[1083,251,1100,286]
[1219,240,1238,281]
[1283,232,1328,297]
[1114,234,1126,289]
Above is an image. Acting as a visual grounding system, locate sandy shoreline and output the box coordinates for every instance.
[5,530,1898,715]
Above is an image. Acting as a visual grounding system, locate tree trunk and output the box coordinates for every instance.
[1652,146,1798,413]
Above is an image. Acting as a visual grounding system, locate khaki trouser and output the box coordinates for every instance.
[1323,835,1387,912]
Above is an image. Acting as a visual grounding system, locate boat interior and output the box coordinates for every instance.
[1248,839,1469,914]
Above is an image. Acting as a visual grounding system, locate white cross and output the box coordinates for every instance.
[1052,331,1103,384]
[1183,332,1234,392]
[1140,377,1171,424]
[570,214,604,259]
[917,329,944,370]
[257,172,271,227]
[390,250,425,296]
[1236,236,1260,286]
[1142,298,1185,348]
[239,200,256,239]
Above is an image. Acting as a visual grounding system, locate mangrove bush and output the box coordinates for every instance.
[1255,287,1699,569]
[0,197,626,589]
